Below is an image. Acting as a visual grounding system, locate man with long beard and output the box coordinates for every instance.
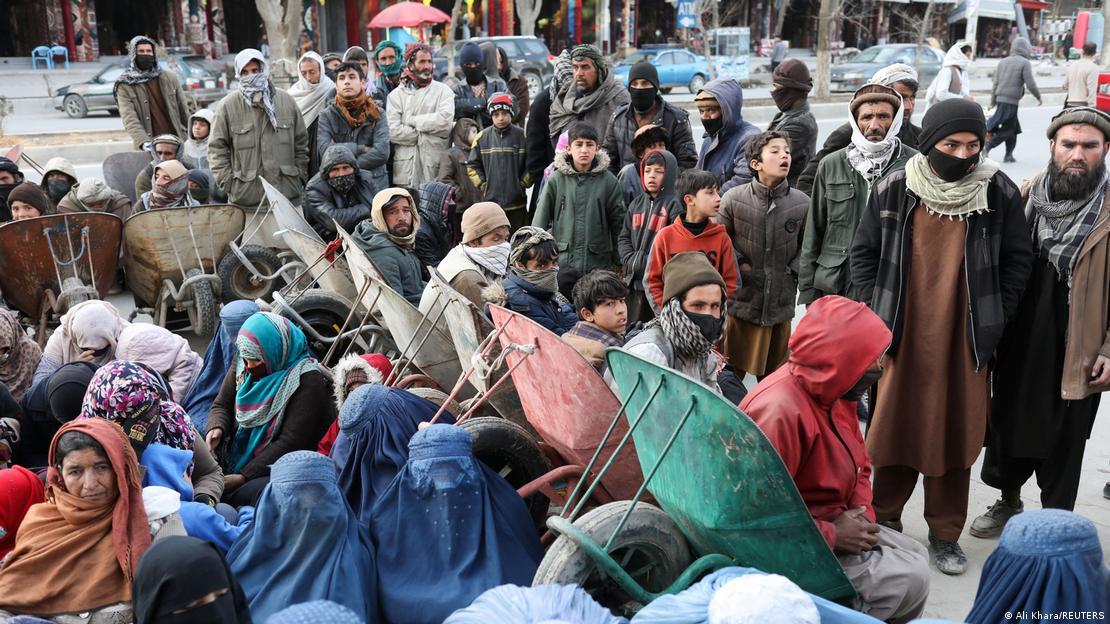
[971,107,1110,537]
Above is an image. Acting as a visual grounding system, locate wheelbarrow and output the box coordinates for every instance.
[532,349,857,615]
[102,151,152,203]
[123,204,245,337]
[215,178,302,303]
[0,213,122,344]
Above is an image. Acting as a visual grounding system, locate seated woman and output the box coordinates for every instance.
[0,465,46,561]
[485,227,577,336]
[205,312,335,508]
[137,160,199,212]
[182,300,259,433]
[114,323,203,403]
[0,308,41,402]
[0,419,151,622]
[14,362,98,468]
[226,451,376,622]
[372,425,543,624]
[445,584,622,624]
[131,535,252,624]
[318,351,392,455]
[79,360,224,507]
[331,382,453,524]
[34,300,128,386]
[269,601,363,624]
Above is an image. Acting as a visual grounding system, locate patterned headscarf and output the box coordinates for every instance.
[549,50,573,99]
[654,298,713,363]
[570,44,608,83]
[403,43,434,89]
[115,35,162,89]
[78,360,195,456]
[235,48,278,129]
[0,309,40,401]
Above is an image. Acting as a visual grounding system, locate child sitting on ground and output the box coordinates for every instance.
[562,269,628,371]
[467,93,530,230]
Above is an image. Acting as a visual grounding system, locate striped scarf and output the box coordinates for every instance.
[653,298,712,363]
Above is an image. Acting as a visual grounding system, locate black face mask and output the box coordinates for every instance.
[842,368,883,401]
[463,66,485,85]
[46,179,72,204]
[135,54,157,71]
[927,148,979,183]
[683,309,724,344]
[327,172,357,195]
[702,116,723,136]
[629,86,657,113]
[0,182,18,212]
[190,186,210,203]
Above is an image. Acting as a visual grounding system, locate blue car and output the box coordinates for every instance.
[611,48,710,94]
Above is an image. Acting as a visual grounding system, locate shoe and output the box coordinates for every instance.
[1004,154,1017,163]
[969,498,1023,538]
[1103,482,1110,500]
[878,518,903,532]
[929,535,968,575]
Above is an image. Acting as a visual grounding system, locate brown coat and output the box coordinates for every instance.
[56,188,134,222]
[116,72,191,149]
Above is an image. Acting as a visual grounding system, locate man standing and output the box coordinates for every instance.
[851,99,1033,575]
[208,49,309,206]
[798,64,921,194]
[1063,43,1100,108]
[766,59,818,187]
[971,107,1110,536]
[986,37,1042,163]
[386,44,454,188]
[288,51,335,177]
[353,188,426,306]
[115,35,191,150]
[694,79,761,193]
[316,62,390,195]
[769,38,788,74]
[603,61,697,175]
[549,44,630,142]
[453,42,507,128]
[798,84,915,305]
[370,41,404,108]
[484,43,530,125]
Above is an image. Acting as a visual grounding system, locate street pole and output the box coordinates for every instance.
[1012,0,1030,42]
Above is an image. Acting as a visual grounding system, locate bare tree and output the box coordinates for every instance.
[517,0,543,37]
[814,0,841,99]
[444,0,464,77]
[256,0,302,86]
[1102,0,1110,65]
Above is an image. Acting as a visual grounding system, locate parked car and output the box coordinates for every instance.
[1097,71,1110,113]
[54,54,227,119]
[610,48,709,94]
[434,36,553,100]
[830,44,944,93]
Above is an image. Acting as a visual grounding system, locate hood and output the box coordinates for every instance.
[639,149,678,195]
[234,48,267,77]
[189,108,214,142]
[552,149,612,176]
[320,144,359,175]
[42,157,77,182]
[451,117,479,150]
[369,187,420,248]
[698,78,744,134]
[128,35,157,64]
[943,43,970,69]
[1010,37,1032,59]
[330,352,385,413]
[494,46,518,81]
[479,42,506,81]
[786,296,891,406]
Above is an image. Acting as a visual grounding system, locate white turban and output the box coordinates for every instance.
[869,63,919,88]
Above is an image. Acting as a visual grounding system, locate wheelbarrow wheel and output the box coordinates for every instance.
[404,387,465,418]
[217,244,282,303]
[185,268,217,338]
[534,501,692,615]
[458,417,551,531]
[277,288,354,365]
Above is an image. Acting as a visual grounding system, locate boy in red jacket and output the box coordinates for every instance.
[644,169,738,311]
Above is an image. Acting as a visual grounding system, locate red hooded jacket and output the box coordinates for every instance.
[740,296,891,549]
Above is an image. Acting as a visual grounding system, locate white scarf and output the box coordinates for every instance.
[461,242,510,280]
[846,95,904,184]
[287,52,335,127]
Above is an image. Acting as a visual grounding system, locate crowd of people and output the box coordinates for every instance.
[0,29,1108,624]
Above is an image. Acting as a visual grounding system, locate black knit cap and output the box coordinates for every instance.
[628,61,660,90]
[918,98,986,155]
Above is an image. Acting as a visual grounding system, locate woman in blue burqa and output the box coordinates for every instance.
[182,300,259,432]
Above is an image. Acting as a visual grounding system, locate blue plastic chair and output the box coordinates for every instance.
[31,46,52,70]
[50,45,69,69]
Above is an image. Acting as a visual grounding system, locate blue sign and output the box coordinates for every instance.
[677,0,698,29]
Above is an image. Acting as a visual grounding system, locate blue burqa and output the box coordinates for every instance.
[967,509,1110,623]
[330,383,453,525]
[268,600,364,624]
[226,451,377,622]
[445,584,627,624]
[182,300,259,431]
[370,425,543,624]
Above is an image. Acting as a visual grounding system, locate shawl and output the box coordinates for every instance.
[228,312,315,473]
[461,241,510,280]
[115,35,162,87]
[549,75,627,139]
[402,44,434,89]
[235,49,277,129]
[0,465,45,559]
[336,89,381,127]
[1028,170,1108,285]
[653,298,713,363]
[845,94,904,185]
[288,51,335,128]
[0,419,150,615]
[42,300,128,368]
[549,49,573,99]
[0,308,40,400]
[905,152,1001,219]
[132,535,252,624]
[78,360,195,454]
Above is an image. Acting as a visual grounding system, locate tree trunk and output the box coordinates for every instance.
[516,0,543,37]
[256,0,301,87]
[445,0,465,77]
[913,0,935,71]
[814,0,839,99]
[773,0,788,38]
[1102,0,1110,66]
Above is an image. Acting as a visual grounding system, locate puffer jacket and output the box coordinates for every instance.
[603,96,698,174]
[208,86,309,206]
[467,123,528,212]
[116,71,191,149]
[767,102,818,188]
[991,37,1042,107]
[315,99,391,191]
[415,180,458,268]
[717,178,808,326]
[452,53,508,129]
[303,145,379,238]
[487,274,577,336]
[617,150,682,291]
[531,150,626,274]
[695,79,761,193]
[386,80,455,188]
[437,118,482,212]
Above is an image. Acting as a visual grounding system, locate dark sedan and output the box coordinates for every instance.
[830,44,944,93]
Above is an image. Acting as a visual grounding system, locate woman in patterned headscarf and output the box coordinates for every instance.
[0,309,40,401]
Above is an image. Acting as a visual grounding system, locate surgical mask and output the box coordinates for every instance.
[927,148,979,183]
[327,172,357,194]
[135,54,157,71]
[842,369,883,401]
[47,179,72,204]
[463,66,486,85]
[702,116,723,136]
[683,309,724,344]
[629,87,657,113]
[515,266,559,293]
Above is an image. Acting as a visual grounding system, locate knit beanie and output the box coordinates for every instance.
[321,52,342,66]
[7,182,50,215]
[661,252,726,304]
[628,61,660,90]
[461,201,510,244]
[772,59,813,92]
[487,92,516,117]
[1046,106,1110,141]
[151,133,182,148]
[0,157,20,178]
[75,178,114,206]
[570,44,607,82]
[918,98,986,155]
[459,42,483,66]
[848,84,901,117]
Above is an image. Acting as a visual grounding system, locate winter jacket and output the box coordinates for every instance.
[495,273,577,336]
[525,90,556,181]
[618,325,722,393]
[532,150,626,275]
[797,143,916,305]
[415,180,458,268]
[386,80,455,187]
[741,296,891,549]
[208,86,309,206]
[437,118,482,212]
[315,100,391,191]
[56,187,133,222]
[467,124,529,213]
[616,163,644,207]
[766,102,818,188]
[991,38,1042,107]
[548,76,631,141]
[116,71,191,149]
[481,42,531,125]
[452,72,509,129]
[303,145,379,238]
[1063,57,1099,107]
[352,220,427,307]
[850,167,1034,370]
[617,150,683,291]
[717,178,808,326]
[695,79,761,194]
[796,122,922,195]
[114,323,203,403]
[645,218,739,310]
[603,97,698,175]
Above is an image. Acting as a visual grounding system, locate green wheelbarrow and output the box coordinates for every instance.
[533,348,857,615]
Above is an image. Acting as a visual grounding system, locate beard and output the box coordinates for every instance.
[1047,157,1107,201]
[389,223,413,237]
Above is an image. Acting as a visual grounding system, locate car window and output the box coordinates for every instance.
[656,52,674,65]
[848,46,899,64]
[521,40,549,56]
[497,41,520,55]
[619,51,654,66]
[99,66,124,82]
[184,56,220,77]
[674,51,694,64]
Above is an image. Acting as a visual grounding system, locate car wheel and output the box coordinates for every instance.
[63,94,88,119]
[659,87,673,94]
[524,71,544,101]
[688,74,707,94]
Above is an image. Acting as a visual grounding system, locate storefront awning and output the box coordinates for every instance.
[948,0,1017,23]
[1018,0,1050,10]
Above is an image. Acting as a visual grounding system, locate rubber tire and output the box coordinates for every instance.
[278,288,354,365]
[459,416,551,530]
[185,268,217,338]
[688,74,707,94]
[217,244,283,303]
[523,70,544,101]
[405,387,465,418]
[64,94,88,119]
[533,501,692,615]
[659,87,673,94]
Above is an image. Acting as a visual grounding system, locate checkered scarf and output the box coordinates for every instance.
[652,298,712,363]
[1029,170,1108,285]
